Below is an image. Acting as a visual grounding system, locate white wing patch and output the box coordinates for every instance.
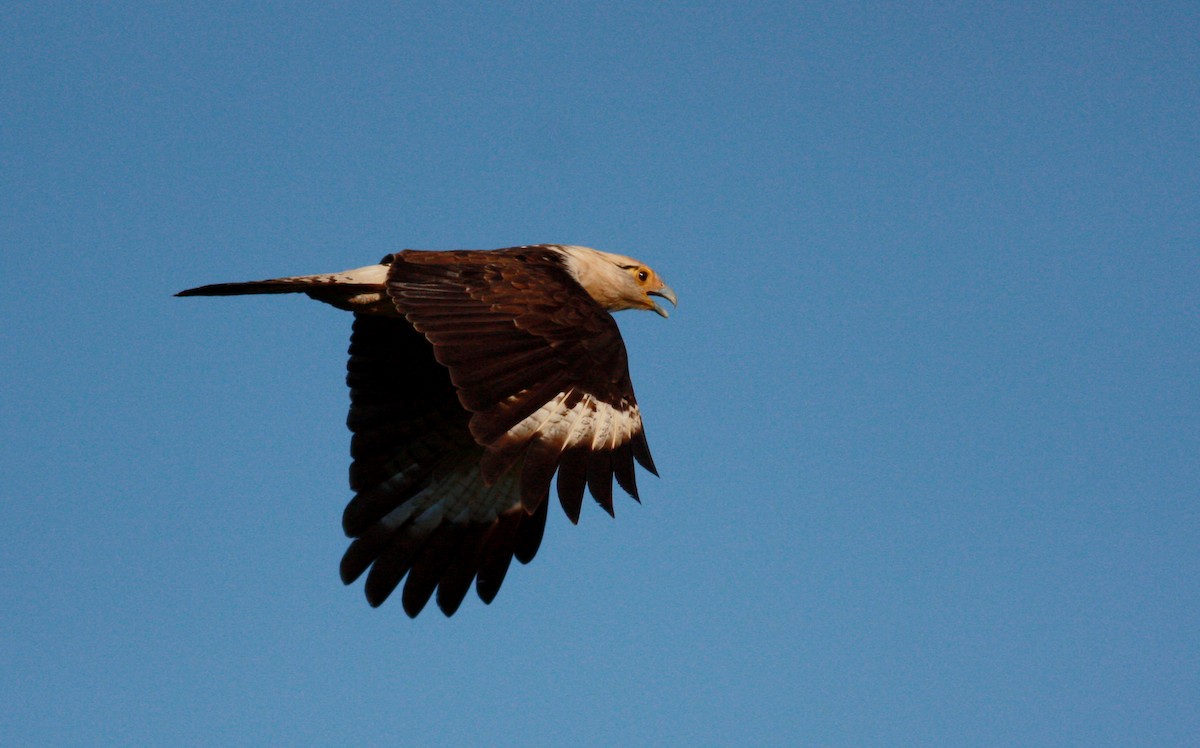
[506,387,642,453]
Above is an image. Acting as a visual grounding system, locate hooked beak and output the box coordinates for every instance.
[648,283,678,318]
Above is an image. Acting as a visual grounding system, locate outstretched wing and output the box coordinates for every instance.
[339,247,656,618]
[387,247,656,517]
[339,313,550,617]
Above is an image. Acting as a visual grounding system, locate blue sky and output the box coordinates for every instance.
[3,2,1197,745]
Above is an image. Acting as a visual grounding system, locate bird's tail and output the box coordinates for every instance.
[176,263,392,311]
[177,263,389,296]
[176,277,326,296]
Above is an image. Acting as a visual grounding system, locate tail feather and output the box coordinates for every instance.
[176,278,332,297]
[176,263,392,311]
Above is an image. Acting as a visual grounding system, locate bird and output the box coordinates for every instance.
[177,244,675,618]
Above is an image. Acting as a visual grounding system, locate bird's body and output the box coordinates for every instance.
[178,244,674,617]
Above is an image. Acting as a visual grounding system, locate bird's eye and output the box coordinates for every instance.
[637,269,649,283]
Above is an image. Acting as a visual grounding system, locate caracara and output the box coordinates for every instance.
[178,244,675,618]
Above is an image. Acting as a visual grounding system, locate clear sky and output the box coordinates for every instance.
[3,2,1197,745]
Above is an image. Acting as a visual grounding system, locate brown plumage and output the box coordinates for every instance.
[178,244,675,617]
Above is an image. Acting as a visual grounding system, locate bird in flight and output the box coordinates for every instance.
[178,244,675,617]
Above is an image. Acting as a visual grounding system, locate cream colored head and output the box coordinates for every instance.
[556,245,678,317]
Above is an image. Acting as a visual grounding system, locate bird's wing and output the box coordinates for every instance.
[387,247,657,520]
[340,313,551,617]
[338,247,656,618]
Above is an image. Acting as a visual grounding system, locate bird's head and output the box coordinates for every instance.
[558,246,678,318]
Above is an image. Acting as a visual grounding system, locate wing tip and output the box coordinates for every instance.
[632,430,659,477]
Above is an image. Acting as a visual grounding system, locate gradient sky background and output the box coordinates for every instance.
[3,3,1197,745]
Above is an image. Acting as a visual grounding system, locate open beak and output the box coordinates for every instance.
[648,283,678,318]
